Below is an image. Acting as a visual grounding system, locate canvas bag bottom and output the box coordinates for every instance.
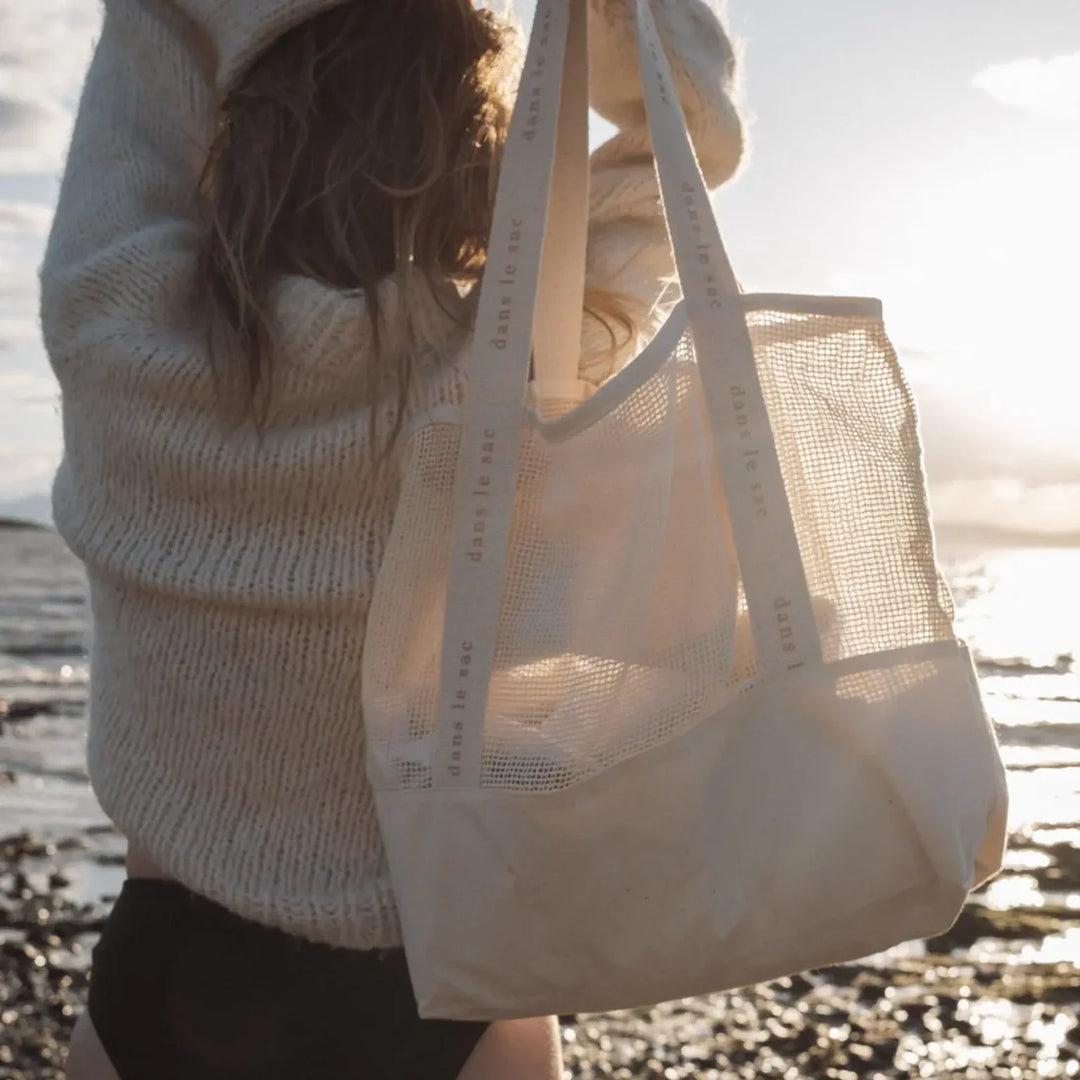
[375,645,1007,1021]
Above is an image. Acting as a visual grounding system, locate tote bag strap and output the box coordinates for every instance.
[631,0,820,675]
[533,0,591,393]
[433,0,589,786]
[433,0,822,788]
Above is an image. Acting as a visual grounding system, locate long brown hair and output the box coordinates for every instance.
[197,0,632,442]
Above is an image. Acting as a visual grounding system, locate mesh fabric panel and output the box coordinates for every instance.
[364,304,953,793]
[746,309,953,663]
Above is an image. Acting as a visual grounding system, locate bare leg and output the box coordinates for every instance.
[67,1005,563,1079]
[457,1016,563,1080]
[65,1012,121,1080]
[64,847,153,1079]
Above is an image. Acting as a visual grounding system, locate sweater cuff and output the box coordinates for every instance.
[173,0,349,91]
[588,0,743,184]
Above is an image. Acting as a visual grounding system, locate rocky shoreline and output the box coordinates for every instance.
[1,825,1078,1078]
[1,831,106,1078]
[562,832,1080,1079]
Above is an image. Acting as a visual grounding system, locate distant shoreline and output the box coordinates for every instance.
[935,522,1080,550]
[3,515,1079,549]
[0,517,49,532]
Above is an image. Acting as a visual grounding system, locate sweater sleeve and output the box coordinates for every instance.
[165,0,347,92]
[38,0,347,361]
[39,0,215,360]
[580,0,744,384]
[40,0,742,379]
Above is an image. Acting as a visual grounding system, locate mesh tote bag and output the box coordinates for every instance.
[362,0,1009,1021]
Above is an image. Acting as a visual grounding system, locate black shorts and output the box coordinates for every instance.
[87,878,489,1080]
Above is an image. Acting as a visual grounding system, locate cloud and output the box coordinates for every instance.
[974,51,1080,120]
[0,95,51,133]
[930,479,1080,536]
[0,95,76,174]
[0,201,52,235]
[0,202,51,304]
[0,448,61,500]
[0,316,42,347]
[0,0,100,174]
[0,370,58,403]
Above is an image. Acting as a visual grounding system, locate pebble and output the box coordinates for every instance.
[2,829,1080,1078]
[0,701,53,723]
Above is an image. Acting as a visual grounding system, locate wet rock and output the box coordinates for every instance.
[54,836,90,852]
[926,903,1064,951]
[2,825,1079,1079]
[0,833,107,1078]
[0,700,54,723]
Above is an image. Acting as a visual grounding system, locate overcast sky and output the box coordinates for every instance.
[2,0,1079,532]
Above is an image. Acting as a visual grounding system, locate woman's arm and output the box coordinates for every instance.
[38,0,342,360]
[41,0,742,376]
[39,0,217,358]
[581,0,745,383]
[164,0,345,92]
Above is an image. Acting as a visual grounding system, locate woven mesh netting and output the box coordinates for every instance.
[363,305,953,792]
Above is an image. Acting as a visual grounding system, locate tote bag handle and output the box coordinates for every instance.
[532,0,591,394]
[630,0,819,669]
[432,0,590,785]
[432,0,820,787]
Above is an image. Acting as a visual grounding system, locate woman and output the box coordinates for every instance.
[44,0,743,1076]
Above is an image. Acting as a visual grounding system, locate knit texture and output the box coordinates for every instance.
[40,0,743,951]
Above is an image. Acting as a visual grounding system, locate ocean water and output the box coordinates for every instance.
[1,524,1078,860]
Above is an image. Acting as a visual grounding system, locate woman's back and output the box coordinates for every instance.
[40,0,743,952]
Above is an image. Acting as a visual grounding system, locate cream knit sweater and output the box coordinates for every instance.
[41,0,743,950]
